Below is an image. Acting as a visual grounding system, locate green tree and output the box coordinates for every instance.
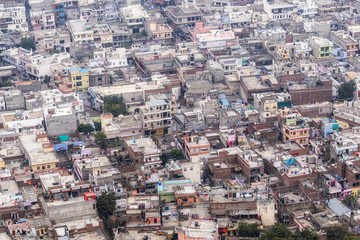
[78,123,94,134]
[293,228,320,240]
[326,225,349,240]
[94,131,107,148]
[343,194,358,209]
[94,121,101,131]
[0,82,13,88]
[170,149,184,160]
[43,75,51,84]
[103,95,128,117]
[20,37,36,51]
[96,191,116,219]
[259,224,294,240]
[161,152,168,166]
[338,80,356,100]
[237,221,261,238]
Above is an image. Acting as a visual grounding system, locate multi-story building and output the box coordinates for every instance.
[263,0,295,20]
[308,36,333,58]
[0,1,28,33]
[19,132,59,173]
[166,3,202,28]
[2,109,43,133]
[197,29,236,52]
[330,30,358,58]
[119,5,148,34]
[101,113,143,139]
[30,0,56,31]
[68,67,89,92]
[124,137,161,168]
[147,22,173,43]
[140,99,172,136]
[43,106,77,137]
[67,19,94,43]
[278,109,310,145]
[184,135,211,160]
[53,0,79,27]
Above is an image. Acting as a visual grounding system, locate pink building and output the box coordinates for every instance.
[189,22,218,42]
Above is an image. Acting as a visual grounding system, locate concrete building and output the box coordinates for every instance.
[263,0,295,20]
[309,37,333,58]
[2,109,43,133]
[19,132,59,173]
[67,19,94,43]
[119,5,148,34]
[101,113,143,139]
[166,3,202,27]
[68,67,89,92]
[124,138,161,168]
[43,106,77,137]
[140,99,172,136]
[278,109,310,145]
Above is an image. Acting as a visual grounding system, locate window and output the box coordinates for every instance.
[42,166,45,170]
[37,167,40,170]
[47,165,50,168]
[76,82,82,86]
[76,76,82,80]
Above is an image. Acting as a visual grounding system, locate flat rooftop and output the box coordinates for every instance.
[19,134,58,165]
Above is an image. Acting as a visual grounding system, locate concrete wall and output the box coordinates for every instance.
[5,94,25,110]
[39,197,96,223]
[45,113,77,137]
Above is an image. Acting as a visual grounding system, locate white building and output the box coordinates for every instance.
[2,110,44,133]
[197,29,236,51]
[263,0,295,20]
[0,3,28,32]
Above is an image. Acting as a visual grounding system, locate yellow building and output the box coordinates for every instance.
[68,67,89,92]
[19,133,59,173]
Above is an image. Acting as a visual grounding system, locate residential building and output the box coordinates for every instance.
[278,109,310,145]
[19,132,59,173]
[140,99,172,136]
[68,67,89,92]
[166,3,202,27]
[309,36,333,58]
[124,138,161,168]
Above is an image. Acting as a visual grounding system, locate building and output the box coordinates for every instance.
[263,0,295,20]
[67,19,94,43]
[124,138,161,168]
[19,132,59,173]
[2,109,43,133]
[101,114,143,139]
[309,37,333,58]
[140,99,172,136]
[178,220,218,240]
[119,5,148,34]
[278,109,310,145]
[184,135,211,160]
[68,67,89,92]
[43,106,77,137]
[166,3,202,28]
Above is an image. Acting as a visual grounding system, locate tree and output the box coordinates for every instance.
[170,149,184,160]
[43,75,51,84]
[259,224,294,240]
[103,96,128,117]
[237,221,261,238]
[78,123,94,134]
[94,121,101,131]
[326,225,349,240]
[94,131,107,148]
[0,82,13,88]
[293,228,320,240]
[343,194,357,209]
[338,80,356,100]
[161,152,168,166]
[97,191,116,219]
[20,37,36,51]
